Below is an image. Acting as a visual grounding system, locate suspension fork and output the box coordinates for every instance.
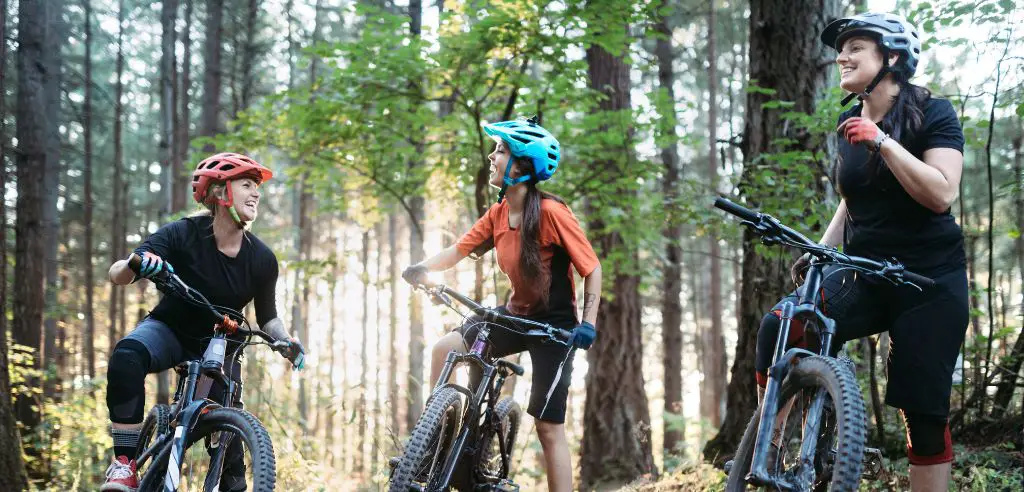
[437,362,496,489]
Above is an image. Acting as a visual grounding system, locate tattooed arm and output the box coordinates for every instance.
[581,264,602,326]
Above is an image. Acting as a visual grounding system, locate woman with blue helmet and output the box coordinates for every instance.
[403,117,602,491]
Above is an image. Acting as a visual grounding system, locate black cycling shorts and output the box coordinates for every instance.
[755,265,968,416]
[455,307,576,424]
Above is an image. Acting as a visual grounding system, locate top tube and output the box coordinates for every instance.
[419,284,573,344]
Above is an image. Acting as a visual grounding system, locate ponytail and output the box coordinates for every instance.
[868,74,931,178]
[516,159,566,310]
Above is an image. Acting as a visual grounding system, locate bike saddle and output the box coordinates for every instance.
[496,360,524,376]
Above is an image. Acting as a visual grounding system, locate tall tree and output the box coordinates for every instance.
[174,0,194,213]
[161,0,177,213]
[82,0,96,379]
[992,118,1024,418]
[13,0,59,441]
[580,7,654,488]
[388,211,401,436]
[109,0,127,354]
[358,229,370,473]
[0,0,29,483]
[653,0,684,457]
[701,0,727,429]
[41,0,65,406]
[704,0,840,460]
[200,0,223,148]
[405,0,426,432]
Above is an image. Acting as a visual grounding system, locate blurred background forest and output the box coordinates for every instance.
[0,0,1022,490]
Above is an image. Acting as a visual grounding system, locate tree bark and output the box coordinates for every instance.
[580,11,655,488]
[388,212,401,437]
[406,0,426,433]
[653,0,684,457]
[991,118,1023,418]
[42,0,64,411]
[358,230,370,473]
[14,0,57,442]
[161,0,178,214]
[174,0,193,213]
[200,0,223,149]
[0,0,28,484]
[239,0,260,112]
[109,0,127,355]
[702,0,727,430]
[703,0,839,462]
[82,0,96,380]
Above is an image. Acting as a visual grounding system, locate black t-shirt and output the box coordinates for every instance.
[134,216,279,344]
[837,97,966,275]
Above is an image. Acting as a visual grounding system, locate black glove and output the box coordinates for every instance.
[791,252,811,286]
[402,264,429,287]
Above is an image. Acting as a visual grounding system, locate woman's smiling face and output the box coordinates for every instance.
[836,35,890,93]
[487,139,517,188]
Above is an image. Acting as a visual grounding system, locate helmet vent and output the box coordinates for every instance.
[548,153,557,161]
[220,164,236,171]
[520,130,545,138]
[510,135,531,144]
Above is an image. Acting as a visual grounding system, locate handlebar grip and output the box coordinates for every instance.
[903,270,935,288]
[714,197,760,222]
[556,328,573,341]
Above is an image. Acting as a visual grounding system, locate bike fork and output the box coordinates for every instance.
[164,425,187,492]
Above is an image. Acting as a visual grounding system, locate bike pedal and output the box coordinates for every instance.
[861,447,885,479]
[491,479,520,492]
[388,456,401,470]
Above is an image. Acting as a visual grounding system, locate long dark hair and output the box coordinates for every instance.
[867,71,931,177]
[515,158,566,309]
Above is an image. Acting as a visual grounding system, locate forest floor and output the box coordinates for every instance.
[630,416,1023,491]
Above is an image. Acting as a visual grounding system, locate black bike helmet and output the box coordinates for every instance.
[820,12,922,105]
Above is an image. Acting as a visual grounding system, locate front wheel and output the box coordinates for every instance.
[138,407,277,492]
[725,356,866,492]
[390,387,463,492]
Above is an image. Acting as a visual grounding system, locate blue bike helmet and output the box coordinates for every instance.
[482,116,560,202]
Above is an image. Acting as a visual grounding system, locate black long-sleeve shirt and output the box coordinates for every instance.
[134,215,279,347]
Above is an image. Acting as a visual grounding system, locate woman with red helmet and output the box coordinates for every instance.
[100,153,303,492]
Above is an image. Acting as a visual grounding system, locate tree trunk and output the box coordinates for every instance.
[579,12,655,488]
[991,118,1023,418]
[703,0,839,462]
[200,0,223,149]
[13,0,57,444]
[388,212,401,437]
[160,0,177,214]
[702,0,726,430]
[42,0,64,413]
[867,336,886,446]
[0,1,28,486]
[358,230,370,474]
[326,228,339,466]
[174,0,193,213]
[406,0,426,433]
[79,0,96,380]
[653,0,684,458]
[239,0,260,111]
[109,0,127,355]
[293,176,313,431]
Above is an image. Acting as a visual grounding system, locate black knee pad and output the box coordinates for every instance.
[106,340,152,424]
[903,411,953,465]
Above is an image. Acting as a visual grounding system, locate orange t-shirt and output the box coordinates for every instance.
[456,199,599,324]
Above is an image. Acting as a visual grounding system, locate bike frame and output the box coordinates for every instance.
[746,260,838,489]
[431,326,522,489]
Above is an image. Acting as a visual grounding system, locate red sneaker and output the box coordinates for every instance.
[101,455,138,492]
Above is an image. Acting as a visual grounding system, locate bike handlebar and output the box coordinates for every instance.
[713,197,935,288]
[417,283,573,344]
[126,253,282,349]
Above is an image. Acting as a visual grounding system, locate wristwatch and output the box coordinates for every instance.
[871,131,889,151]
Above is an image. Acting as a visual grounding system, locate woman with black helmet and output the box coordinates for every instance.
[752,12,967,490]
[402,117,602,492]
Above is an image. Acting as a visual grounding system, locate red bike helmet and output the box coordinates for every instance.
[192,152,273,206]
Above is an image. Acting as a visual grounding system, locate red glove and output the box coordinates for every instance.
[837,117,886,150]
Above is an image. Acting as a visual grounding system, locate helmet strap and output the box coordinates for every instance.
[842,54,890,106]
[496,157,532,204]
[214,181,247,228]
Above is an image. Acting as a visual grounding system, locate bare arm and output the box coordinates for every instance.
[878,141,962,213]
[417,245,467,272]
[108,259,135,285]
[580,265,602,326]
[818,199,848,248]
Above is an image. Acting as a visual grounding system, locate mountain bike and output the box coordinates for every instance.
[715,197,932,492]
[125,254,303,491]
[388,283,573,492]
